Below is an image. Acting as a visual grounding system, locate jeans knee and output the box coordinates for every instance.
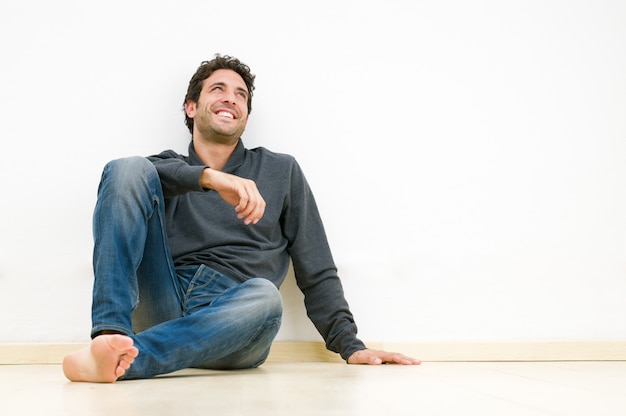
[244,278,283,320]
[104,156,156,181]
[100,157,159,197]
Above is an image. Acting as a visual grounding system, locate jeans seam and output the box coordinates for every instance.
[181,265,218,314]
[153,194,183,307]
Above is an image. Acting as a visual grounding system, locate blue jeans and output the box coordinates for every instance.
[90,157,283,380]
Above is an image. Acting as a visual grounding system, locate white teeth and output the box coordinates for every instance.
[217,111,234,119]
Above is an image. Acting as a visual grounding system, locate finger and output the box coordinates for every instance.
[237,186,265,224]
[234,191,250,214]
[235,193,259,220]
[236,196,258,224]
[236,198,254,218]
[244,203,265,225]
[400,356,421,365]
[249,198,266,224]
[384,353,421,365]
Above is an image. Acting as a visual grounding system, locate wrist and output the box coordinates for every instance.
[200,167,213,190]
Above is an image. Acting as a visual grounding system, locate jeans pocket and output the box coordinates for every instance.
[179,265,226,315]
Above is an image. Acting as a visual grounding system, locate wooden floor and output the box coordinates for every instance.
[2,361,626,415]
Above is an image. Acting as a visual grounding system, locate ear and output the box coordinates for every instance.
[184,101,197,118]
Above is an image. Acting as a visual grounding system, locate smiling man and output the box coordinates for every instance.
[62,54,419,383]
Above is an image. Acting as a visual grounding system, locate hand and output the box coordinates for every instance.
[201,168,266,225]
[347,349,421,365]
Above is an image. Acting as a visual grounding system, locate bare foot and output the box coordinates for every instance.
[62,334,139,383]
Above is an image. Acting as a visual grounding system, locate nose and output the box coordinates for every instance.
[223,89,237,105]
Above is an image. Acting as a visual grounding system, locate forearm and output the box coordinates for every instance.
[147,154,206,196]
[300,275,366,360]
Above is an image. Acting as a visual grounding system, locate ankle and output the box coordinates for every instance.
[92,330,127,339]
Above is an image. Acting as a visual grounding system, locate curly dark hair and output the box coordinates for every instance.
[183,54,256,134]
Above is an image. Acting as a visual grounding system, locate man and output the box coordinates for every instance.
[63,54,420,382]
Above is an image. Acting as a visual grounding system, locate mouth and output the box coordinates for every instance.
[215,110,236,120]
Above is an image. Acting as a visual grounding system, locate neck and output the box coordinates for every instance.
[193,137,238,171]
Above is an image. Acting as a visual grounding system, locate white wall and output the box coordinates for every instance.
[0,0,625,344]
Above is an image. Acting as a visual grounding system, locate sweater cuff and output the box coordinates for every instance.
[335,332,367,362]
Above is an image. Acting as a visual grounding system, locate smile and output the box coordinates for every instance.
[216,111,235,119]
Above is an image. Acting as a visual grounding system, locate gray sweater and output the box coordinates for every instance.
[147,140,366,361]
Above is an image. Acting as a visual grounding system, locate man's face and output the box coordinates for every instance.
[186,69,250,144]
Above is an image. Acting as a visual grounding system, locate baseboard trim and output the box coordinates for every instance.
[1,341,625,365]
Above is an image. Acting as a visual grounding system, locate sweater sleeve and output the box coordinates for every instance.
[147,150,207,197]
[282,161,366,361]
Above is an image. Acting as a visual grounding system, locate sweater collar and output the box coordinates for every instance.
[188,139,246,173]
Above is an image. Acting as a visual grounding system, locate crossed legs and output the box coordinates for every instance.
[63,157,282,383]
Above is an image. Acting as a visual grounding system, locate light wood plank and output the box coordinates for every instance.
[2,341,626,364]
